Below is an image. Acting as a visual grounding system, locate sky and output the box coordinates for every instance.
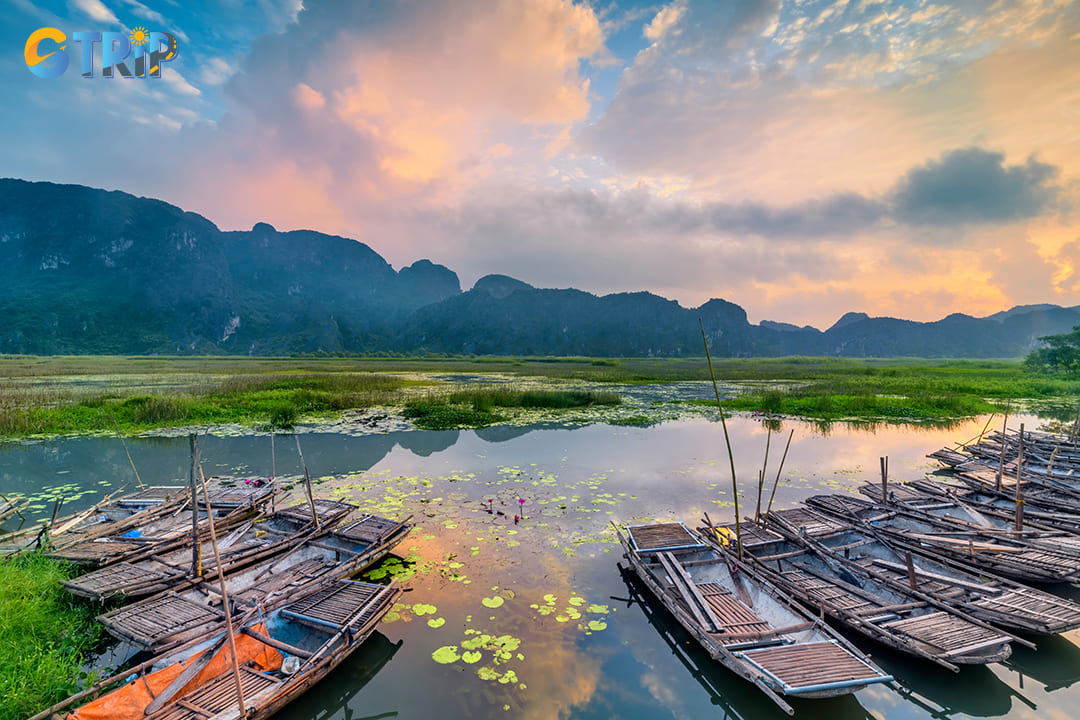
[4,0,1080,329]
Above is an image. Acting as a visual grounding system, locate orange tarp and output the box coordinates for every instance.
[69,625,283,720]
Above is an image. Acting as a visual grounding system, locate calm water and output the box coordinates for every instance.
[3,413,1078,720]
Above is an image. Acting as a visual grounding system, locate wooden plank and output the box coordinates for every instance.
[656,552,717,632]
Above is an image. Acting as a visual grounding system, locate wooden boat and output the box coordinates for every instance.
[865,478,1080,536]
[614,563,881,720]
[933,429,1080,486]
[804,493,1080,584]
[616,521,892,715]
[1,485,181,557]
[60,499,353,603]
[753,503,1080,635]
[46,482,278,568]
[97,506,409,653]
[38,578,402,720]
[700,511,1015,670]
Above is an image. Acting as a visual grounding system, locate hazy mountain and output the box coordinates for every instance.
[2,179,1078,358]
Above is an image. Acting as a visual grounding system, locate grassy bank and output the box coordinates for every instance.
[0,371,417,436]
[404,387,621,430]
[0,553,103,720]
[1,355,1077,437]
[716,387,1000,421]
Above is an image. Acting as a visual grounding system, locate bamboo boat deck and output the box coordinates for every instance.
[99,592,226,649]
[281,580,389,633]
[63,561,185,599]
[767,507,849,538]
[626,523,706,552]
[275,499,354,526]
[148,662,281,720]
[735,641,889,693]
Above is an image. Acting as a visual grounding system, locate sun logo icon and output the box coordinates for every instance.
[129,26,149,47]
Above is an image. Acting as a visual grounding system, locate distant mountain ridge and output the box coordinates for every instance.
[1,178,1077,357]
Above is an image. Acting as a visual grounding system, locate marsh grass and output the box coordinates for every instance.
[0,355,1076,437]
[403,386,621,429]
[0,553,103,720]
[0,372,411,437]
[716,384,999,421]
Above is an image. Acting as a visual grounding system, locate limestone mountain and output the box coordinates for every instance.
[2,179,1078,357]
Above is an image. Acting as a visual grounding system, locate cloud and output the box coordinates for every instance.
[174,0,608,232]
[69,0,118,23]
[199,57,235,86]
[892,147,1061,226]
[118,0,165,25]
[293,83,325,110]
[579,0,1079,205]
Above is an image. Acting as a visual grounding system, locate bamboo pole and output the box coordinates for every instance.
[0,492,25,522]
[1015,423,1025,534]
[755,420,772,522]
[294,435,321,529]
[973,413,996,448]
[197,464,247,718]
[699,318,741,559]
[765,429,794,516]
[996,401,1011,491]
[271,432,276,478]
[189,435,201,577]
[880,456,888,503]
[112,416,145,490]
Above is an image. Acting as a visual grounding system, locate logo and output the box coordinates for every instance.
[25,27,178,79]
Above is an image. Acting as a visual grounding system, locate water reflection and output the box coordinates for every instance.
[870,644,1022,718]
[273,631,402,720]
[5,412,1076,720]
[1002,634,1080,693]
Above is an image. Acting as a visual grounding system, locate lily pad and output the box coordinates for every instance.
[432,646,460,664]
[481,596,505,609]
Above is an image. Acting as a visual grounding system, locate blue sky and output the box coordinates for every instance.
[4,0,1080,327]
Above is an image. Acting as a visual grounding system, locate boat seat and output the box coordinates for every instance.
[697,583,772,637]
[147,662,281,720]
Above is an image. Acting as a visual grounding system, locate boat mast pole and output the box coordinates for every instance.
[996,401,1011,491]
[699,318,741,560]
[189,434,201,577]
[294,435,321,529]
[198,463,246,717]
[1014,423,1024,534]
[764,429,794,516]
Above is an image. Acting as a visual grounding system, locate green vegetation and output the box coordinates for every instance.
[403,403,504,430]
[0,371,413,437]
[607,415,652,427]
[403,387,621,430]
[718,388,999,421]
[0,354,1076,437]
[1025,325,1080,376]
[0,553,103,720]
